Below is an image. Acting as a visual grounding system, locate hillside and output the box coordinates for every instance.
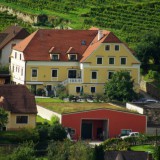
[0,0,160,48]
[0,11,35,33]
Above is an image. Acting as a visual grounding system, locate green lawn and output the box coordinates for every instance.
[131,145,155,154]
[36,115,50,124]
[36,98,131,114]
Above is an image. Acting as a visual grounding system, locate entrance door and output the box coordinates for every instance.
[81,121,92,139]
[68,70,77,78]
[47,85,52,96]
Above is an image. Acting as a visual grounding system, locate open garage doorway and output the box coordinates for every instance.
[81,119,108,140]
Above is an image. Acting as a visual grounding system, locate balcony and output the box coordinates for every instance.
[61,78,82,86]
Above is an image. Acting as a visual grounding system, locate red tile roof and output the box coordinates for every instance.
[0,85,37,114]
[0,25,29,50]
[13,28,136,62]
[14,29,98,61]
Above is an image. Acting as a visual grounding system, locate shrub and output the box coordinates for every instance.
[36,88,45,96]
[48,123,67,141]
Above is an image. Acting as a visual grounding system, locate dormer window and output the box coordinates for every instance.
[51,54,59,61]
[69,54,77,61]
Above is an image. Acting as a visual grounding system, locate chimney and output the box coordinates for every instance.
[98,30,103,41]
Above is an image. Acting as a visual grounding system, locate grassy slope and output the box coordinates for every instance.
[131,145,155,154]
[0,0,160,49]
[36,98,132,114]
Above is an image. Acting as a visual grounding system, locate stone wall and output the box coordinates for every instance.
[140,80,160,100]
[0,5,37,23]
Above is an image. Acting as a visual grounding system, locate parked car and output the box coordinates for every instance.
[120,132,139,139]
[133,98,159,103]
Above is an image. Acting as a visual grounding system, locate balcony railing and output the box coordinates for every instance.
[60,78,82,86]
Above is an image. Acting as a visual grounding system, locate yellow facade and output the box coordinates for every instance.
[6,112,36,130]
[24,43,140,95]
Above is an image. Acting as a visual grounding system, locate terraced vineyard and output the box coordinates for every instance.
[0,11,35,33]
[0,0,160,48]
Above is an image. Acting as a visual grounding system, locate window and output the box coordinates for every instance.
[97,57,102,64]
[92,71,97,79]
[109,57,115,64]
[115,45,119,51]
[108,71,114,79]
[105,45,110,51]
[91,87,95,93]
[76,87,81,93]
[20,54,21,60]
[121,57,127,65]
[32,69,37,77]
[121,129,132,136]
[21,68,23,76]
[69,54,77,61]
[15,52,17,59]
[12,65,14,72]
[52,54,59,61]
[16,116,28,124]
[52,69,58,77]
[68,70,77,78]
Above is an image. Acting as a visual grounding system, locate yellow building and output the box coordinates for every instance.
[0,85,37,130]
[11,28,140,96]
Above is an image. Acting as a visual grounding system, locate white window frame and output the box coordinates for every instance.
[16,116,28,124]
[69,54,77,61]
[108,71,115,80]
[31,68,38,77]
[115,45,120,51]
[97,57,103,64]
[76,86,81,93]
[120,57,127,65]
[105,45,110,51]
[109,57,115,65]
[91,71,97,79]
[51,69,58,78]
[51,54,59,61]
[90,86,96,93]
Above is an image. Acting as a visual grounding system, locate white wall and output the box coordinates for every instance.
[126,103,144,114]
[0,39,21,66]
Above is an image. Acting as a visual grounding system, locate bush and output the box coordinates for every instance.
[36,124,49,141]
[36,88,45,96]
[48,123,67,141]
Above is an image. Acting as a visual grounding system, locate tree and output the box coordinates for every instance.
[47,140,94,160]
[8,141,35,160]
[0,108,8,130]
[48,123,67,141]
[135,33,160,67]
[104,70,137,102]
[153,145,160,160]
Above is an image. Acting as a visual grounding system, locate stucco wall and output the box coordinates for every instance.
[6,112,36,130]
[62,109,146,140]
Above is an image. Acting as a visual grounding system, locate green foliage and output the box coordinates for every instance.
[153,145,160,160]
[8,141,35,160]
[47,140,94,160]
[0,108,8,130]
[48,123,67,141]
[144,70,160,82]
[102,138,130,151]
[36,88,45,96]
[56,84,66,97]
[0,65,9,74]
[135,33,160,68]
[36,124,49,141]
[50,116,59,125]
[1,0,160,48]
[104,70,137,102]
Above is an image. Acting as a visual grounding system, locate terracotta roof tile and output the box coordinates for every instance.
[0,85,37,114]
[14,29,98,61]
[0,25,29,50]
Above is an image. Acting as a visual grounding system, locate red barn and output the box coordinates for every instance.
[61,109,146,140]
